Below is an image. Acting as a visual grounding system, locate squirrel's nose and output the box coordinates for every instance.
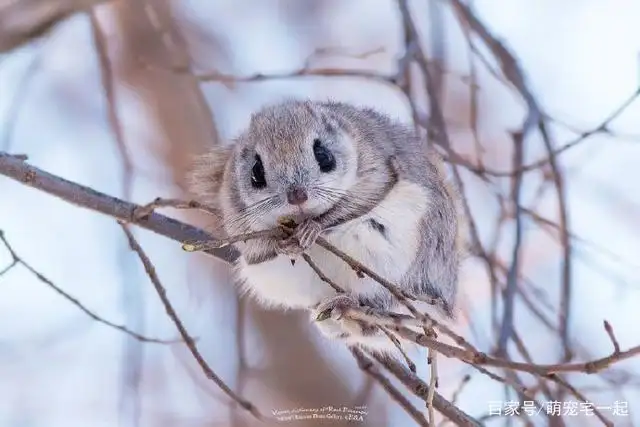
[286,187,308,205]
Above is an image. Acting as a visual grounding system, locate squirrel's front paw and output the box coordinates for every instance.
[312,294,376,340]
[276,218,322,256]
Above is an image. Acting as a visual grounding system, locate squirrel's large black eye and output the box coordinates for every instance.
[313,139,336,173]
[251,154,267,189]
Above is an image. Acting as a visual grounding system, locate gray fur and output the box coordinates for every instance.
[188,98,464,326]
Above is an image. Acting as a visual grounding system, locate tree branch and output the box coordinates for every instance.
[0,152,238,263]
[0,0,116,53]
[0,229,177,344]
[0,151,483,425]
[119,222,267,423]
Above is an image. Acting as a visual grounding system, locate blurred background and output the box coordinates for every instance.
[1,0,639,426]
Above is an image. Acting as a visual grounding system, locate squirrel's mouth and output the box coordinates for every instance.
[269,198,329,229]
[284,210,313,224]
[276,206,321,225]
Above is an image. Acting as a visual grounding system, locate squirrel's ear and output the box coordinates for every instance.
[186,144,234,208]
[319,102,353,135]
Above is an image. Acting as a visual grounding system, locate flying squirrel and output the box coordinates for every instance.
[188,99,467,354]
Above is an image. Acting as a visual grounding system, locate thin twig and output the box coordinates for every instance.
[351,348,429,427]
[603,320,621,354]
[547,373,613,427]
[345,306,433,331]
[427,348,438,426]
[475,88,640,177]
[314,237,442,329]
[0,230,175,344]
[300,244,421,375]
[134,197,220,220]
[118,222,267,422]
[435,375,471,426]
[386,321,640,376]
[196,67,398,90]
[452,374,471,406]
[369,352,482,427]
[301,253,345,294]
[182,229,282,252]
[467,363,535,400]
[381,327,417,373]
[497,131,526,353]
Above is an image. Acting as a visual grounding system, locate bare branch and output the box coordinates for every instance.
[0,0,116,53]
[118,222,268,423]
[134,197,220,220]
[603,320,621,354]
[0,152,238,263]
[427,349,438,426]
[369,352,482,427]
[196,67,398,90]
[0,229,175,344]
[497,132,526,354]
[351,348,429,427]
[387,321,640,376]
[450,0,575,366]
[301,253,346,294]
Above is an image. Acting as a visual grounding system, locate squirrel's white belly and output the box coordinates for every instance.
[236,180,430,310]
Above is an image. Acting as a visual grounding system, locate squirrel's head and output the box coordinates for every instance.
[189,99,360,231]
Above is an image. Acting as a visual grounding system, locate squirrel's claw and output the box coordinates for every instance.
[314,294,359,322]
[296,218,322,250]
[276,218,322,256]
